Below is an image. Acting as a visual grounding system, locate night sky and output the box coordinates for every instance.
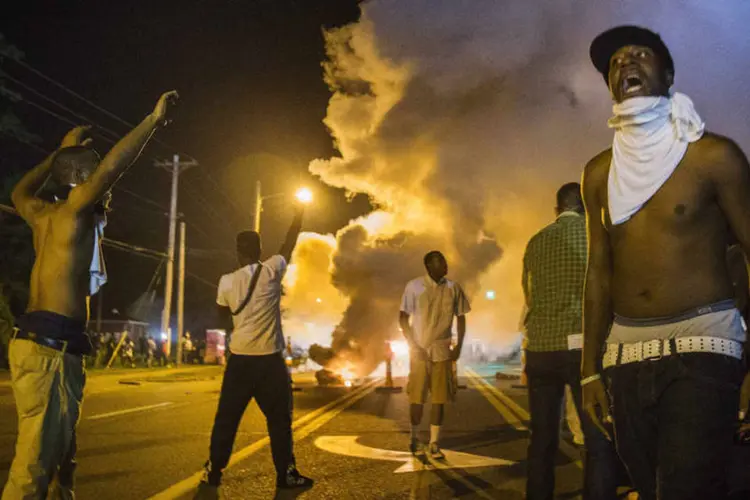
[0,0,368,329]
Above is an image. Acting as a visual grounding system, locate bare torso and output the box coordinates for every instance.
[27,203,98,322]
[590,132,735,318]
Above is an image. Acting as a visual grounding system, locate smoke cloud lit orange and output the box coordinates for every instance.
[281,0,750,372]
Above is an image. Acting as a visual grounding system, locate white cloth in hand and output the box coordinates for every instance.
[90,216,107,295]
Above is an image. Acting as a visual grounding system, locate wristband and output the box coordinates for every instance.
[580,373,602,387]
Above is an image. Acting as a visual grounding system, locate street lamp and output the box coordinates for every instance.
[252,182,313,232]
[295,187,313,204]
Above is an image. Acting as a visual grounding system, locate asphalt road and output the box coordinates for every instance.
[0,364,596,499]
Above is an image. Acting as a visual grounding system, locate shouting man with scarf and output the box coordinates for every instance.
[581,26,750,499]
[3,91,177,499]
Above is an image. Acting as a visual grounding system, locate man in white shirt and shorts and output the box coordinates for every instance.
[399,251,471,459]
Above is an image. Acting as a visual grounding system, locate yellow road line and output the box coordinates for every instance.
[466,368,582,468]
[466,372,527,431]
[148,378,382,499]
[466,368,529,420]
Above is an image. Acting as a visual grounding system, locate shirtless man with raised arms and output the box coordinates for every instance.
[2,91,177,499]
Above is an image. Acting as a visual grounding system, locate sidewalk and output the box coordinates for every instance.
[0,365,317,389]
[0,364,225,389]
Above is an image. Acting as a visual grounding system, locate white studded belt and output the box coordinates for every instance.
[603,336,744,369]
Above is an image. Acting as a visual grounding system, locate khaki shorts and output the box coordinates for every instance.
[407,358,456,405]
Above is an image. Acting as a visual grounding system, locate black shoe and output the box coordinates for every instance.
[194,481,220,500]
[276,466,314,490]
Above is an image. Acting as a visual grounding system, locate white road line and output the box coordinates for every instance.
[87,402,173,420]
[466,368,582,468]
[148,378,382,500]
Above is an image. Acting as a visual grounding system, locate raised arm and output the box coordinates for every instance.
[581,155,615,438]
[279,204,305,263]
[66,91,178,212]
[11,126,91,222]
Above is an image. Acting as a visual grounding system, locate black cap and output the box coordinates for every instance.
[590,26,674,82]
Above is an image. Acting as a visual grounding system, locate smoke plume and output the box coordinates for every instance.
[291,0,750,374]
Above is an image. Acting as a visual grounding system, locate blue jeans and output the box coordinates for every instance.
[607,353,744,500]
[525,350,623,500]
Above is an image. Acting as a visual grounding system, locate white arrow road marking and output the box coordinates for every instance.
[314,435,515,473]
[466,368,582,469]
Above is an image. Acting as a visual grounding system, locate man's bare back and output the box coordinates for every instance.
[27,205,98,321]
[585,132,743,318]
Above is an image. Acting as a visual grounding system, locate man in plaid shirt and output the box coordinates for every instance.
[522,183,621,500]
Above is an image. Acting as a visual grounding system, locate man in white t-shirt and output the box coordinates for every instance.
[198,204,312,495]
[399,251,471,459]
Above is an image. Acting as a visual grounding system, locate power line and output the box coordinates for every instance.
[194,167,248,225]
[9,58,195,160]
[146,259,166,292]
[3,66,241,241]
[115,186,169,212]
[0,202,216,288]
[180,179,238,237]
[8,59,251,226]
[0,130,48,156]
[104,242,165,262]
[21,98,82,130]
[11,59,139,131]
[0,202,166,257]
[0,81,222,241]
[0,130,171,216]
[2,71,122,143]
[184,269,217,289]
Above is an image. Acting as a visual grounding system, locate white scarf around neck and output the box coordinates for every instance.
[607,91,705,225]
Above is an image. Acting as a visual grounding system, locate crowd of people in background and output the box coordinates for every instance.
[81,330,208,369]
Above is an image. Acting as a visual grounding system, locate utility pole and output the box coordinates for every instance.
[154,154,197,360]
[176,222,186,366]
[253,180,262,233]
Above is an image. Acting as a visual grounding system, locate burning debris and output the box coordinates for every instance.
[312,339,412,386]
